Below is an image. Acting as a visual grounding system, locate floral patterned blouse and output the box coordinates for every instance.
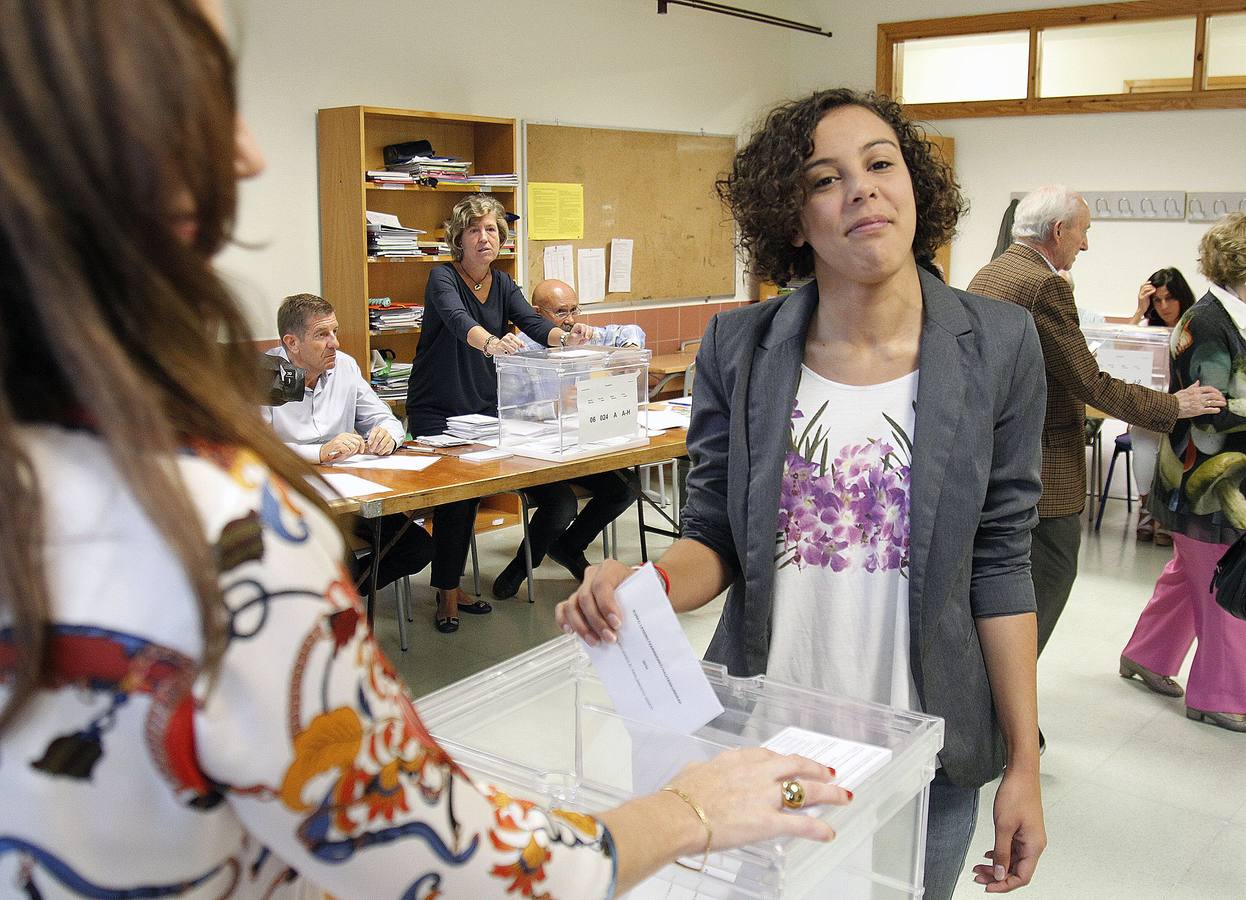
[0,425,616,898]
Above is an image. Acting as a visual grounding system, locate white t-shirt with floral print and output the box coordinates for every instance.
[768,366,920,711]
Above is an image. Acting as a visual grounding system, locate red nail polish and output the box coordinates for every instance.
[827,766,837,776]
[844,789,854,801]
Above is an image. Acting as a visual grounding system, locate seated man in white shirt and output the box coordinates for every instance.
[493,280,642,599]
[263,293,432,589]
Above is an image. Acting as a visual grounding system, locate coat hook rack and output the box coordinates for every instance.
[657,1,832,38]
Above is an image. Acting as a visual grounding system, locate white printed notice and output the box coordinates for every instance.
[577,247,606,304]
[583,564,724,733]
[608,237,633,293]
[577,373,638,443]
[762,725,892,793]
[542,243,574,285]
[1096,348,1154,387]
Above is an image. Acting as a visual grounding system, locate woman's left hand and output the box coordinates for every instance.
[973,767,1046,892]
[565,323,593,346]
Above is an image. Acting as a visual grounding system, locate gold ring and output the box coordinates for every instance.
[781,779,806,810]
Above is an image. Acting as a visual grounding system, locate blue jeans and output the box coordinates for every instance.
[924,773,980,900]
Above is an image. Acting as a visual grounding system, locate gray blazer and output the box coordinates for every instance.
[682,270,1045,787]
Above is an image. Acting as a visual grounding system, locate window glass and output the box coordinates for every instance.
[896,31,1029,104]
[1038,17,1197,97]
[1206,13,1246,89]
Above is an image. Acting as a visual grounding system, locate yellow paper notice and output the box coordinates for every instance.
[528,182,584,240]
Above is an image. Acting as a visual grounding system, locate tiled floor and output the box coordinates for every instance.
[374,478,1245,899]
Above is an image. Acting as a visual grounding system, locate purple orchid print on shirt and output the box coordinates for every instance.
[776,400,912,576]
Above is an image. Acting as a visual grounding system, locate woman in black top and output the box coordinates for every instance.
[407,194,587,632]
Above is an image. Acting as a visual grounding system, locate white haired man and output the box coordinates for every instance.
[969,187,1223,684]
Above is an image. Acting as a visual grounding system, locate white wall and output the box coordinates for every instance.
[220,0,807,338]
[222,0,1246,335]
[786,0,1246,315]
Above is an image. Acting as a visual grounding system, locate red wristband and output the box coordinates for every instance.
[653,564,671,595]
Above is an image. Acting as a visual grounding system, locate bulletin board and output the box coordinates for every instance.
[524,123,737,303]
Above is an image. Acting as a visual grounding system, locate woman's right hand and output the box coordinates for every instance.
[665,748,850,849]
[555,559,632,645]
[1134,282,1156,322]
[492,332,526,355]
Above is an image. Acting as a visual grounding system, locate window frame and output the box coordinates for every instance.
[877,1,1246,118]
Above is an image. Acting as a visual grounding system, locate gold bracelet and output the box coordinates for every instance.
[661,786,712,873]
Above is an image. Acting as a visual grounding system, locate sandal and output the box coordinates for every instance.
[434,614,459,634]
[457,598,493,615]
[1136,509,1155,542]
[1153,528,1173,547]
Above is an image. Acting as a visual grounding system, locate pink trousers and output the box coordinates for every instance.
[1123,533,1246,714]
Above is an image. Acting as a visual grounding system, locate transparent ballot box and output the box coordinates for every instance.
[495,346,651,461]
[1081,323,1171,392]
[418,637,944,899]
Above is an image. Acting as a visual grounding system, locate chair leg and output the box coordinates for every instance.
[1125,450,1133,511]
[519,493,535,604]
[469,531,481,597]
[636,465,649,562]
[400,575,414,622]
[395,578,410,653]
[1094,448,1120,532]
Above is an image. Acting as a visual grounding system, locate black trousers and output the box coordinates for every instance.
[351,513,433,590]
[429,499,481,590]
[1031,513,1082,656]
[511,470,640,567]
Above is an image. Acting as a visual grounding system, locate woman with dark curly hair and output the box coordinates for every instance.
[558,89,1048,898]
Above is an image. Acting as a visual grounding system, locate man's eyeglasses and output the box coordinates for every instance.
[551,307,580,320]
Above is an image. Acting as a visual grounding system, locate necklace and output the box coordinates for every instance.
[458,262,489,292]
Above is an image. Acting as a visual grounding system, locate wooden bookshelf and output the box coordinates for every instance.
[316,105,519,383]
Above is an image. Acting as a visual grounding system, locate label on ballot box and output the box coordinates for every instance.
[577,373,638,443]
[1096,347,1153,387]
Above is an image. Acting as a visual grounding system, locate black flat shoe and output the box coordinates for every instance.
[491,560,526,600]
[457,598,493,614]
[434,614,459,633]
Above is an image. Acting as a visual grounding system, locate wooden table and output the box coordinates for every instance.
[648,350,697,398]
[326,429,689,623]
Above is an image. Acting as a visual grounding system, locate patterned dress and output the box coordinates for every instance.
[0,425,616,898]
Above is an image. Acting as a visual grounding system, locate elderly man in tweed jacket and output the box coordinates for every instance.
[969,186,1223,659]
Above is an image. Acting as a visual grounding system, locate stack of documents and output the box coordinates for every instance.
[370,361,413,402]
[469,173,519,187]
[386,154,471,183]
[445,413,499,442]
[366,211,425,257]
[366,170,419,186]
[368,302,422,332]
[417,240,452,257]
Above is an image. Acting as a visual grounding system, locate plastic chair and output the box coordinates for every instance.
[1094,432,1133,531]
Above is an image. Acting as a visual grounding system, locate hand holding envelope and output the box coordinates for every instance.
[578,564,724,734]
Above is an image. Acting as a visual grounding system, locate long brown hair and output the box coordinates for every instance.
[0,0,334,731]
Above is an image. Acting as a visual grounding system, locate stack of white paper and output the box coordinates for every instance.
[445,413,499,442]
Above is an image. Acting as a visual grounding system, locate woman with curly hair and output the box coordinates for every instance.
[559,89,1048,898]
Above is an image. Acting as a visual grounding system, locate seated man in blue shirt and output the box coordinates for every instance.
[263,293,432,589]
[493,280,643,599]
